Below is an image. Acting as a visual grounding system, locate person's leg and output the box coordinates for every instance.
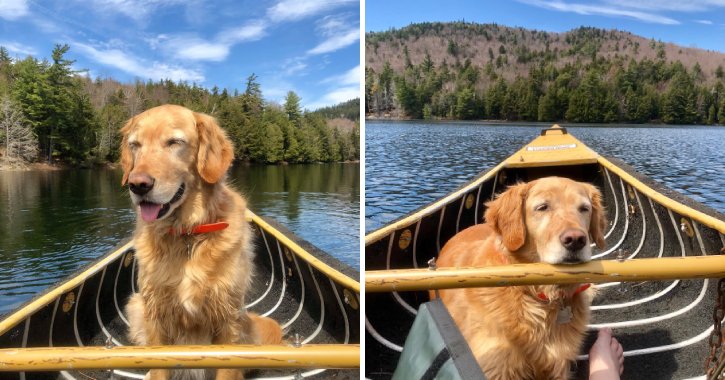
[589,327,624,380]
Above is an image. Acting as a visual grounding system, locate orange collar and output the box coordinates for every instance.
[537,283,591,302]
[169,222,229,236]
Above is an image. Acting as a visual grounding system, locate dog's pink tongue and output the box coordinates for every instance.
[139,202,162,222]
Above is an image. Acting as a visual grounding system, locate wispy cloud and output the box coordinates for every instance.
[217,20,268,44]
[281,57,308,76]
[83,0,189,22]
[73,41,204,82]
[321,64,359,86]
[307,28,359,55]
[151,20,268,62]
[259,77,297,104]
[266,0,356,22]
[695,19,713,24]
[307,65,359,110]
[0,0,29,20]
[306,86,359,110]
[0,41,37,56]
[519,0,680,24]
[174,39,230,62]
[603,0,725,13]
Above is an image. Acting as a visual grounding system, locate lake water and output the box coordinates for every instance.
[365,121,724,231]
[0,163,359,314]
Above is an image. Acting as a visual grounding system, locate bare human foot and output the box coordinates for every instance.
[589,327,624,380]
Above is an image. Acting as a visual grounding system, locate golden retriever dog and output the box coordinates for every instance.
[121,104,282,380]
[433,177,607,379]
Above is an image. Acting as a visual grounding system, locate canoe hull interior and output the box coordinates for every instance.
[365,160,725,379]
[0,217,360,380]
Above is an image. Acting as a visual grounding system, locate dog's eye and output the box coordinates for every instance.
[128,142,140,151]
[534,203,549,212]
[166,139,185,147]
[579,205,591,213]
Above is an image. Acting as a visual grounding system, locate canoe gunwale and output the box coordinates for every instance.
[0,212,361,372]
[248,211,360,293]
[0,239,134,337]
[365,129,725,248]
[364,162,506,245]
[363,125,725,379]
[0,344,360,372]
[598,155,725,234]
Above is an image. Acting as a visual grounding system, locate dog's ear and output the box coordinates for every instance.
[195,112,234,184]
[119,118,135,186]
[484,182,531,252]
[587,184,607,249]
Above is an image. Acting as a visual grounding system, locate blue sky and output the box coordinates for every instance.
[0,0,360,110]
[366,0,725,54]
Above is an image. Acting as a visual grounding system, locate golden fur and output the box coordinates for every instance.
[121,104,282,380]
[434,177,607,379]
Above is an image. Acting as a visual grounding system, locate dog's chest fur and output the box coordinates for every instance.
[134,230,247,328]
[462,286,591,379]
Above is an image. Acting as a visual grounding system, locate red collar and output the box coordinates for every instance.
[169,222,229,236]
[537,283,591,302]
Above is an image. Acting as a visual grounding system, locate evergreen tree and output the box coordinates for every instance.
[662,69,697,124]
[455,87,476,120]
[284,91,302,124]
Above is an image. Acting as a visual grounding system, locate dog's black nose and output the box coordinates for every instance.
[128,173,155,195]
[560,228,587,252]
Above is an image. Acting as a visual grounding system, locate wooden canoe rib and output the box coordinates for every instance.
[364,126,725,379]
[0,211,360,379]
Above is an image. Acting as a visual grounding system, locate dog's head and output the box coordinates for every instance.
[484,177,607,264]
[120,104,233,223]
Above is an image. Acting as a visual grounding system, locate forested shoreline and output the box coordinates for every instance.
[365,22,725,125]
[0,44,360,170]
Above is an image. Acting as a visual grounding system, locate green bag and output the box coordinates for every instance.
[392,299,486,380]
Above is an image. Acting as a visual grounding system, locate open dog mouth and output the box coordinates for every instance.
[138,183,186,222]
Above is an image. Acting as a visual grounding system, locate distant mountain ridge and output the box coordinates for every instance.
[365,22,725,124]
[367,22,725,83]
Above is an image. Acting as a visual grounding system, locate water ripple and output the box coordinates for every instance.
[0,164,359,315]
[365,122,724,232]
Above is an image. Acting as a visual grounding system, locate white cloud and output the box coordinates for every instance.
[305,85,359,110]
[307,65,360,110]
[695,19,714,24]
[175,40,229,61]
[307,28,359,55]
[159,36,230,62]
[321,65,360,86]
[267,0,356,22]
[0,41,36,56]
[316,14,350,36]
[0,0,29,20]
[260,77,297,104]
[281,57,308,76]
[519,0,680,24]
[218,20,268,44]
[603,0,725,12]
[84,0,189,22]
[73,41,204,82]
[155,20,267,62]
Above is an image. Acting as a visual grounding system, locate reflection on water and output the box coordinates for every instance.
[0,170,133,314]
[0,163,359,315]
[230,163,360,267]
[365,121,724,232]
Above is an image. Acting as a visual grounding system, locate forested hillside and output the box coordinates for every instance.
[365,22,725,124]
[0,44,359,169]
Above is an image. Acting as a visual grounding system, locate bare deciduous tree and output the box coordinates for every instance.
[1,96,38,168]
